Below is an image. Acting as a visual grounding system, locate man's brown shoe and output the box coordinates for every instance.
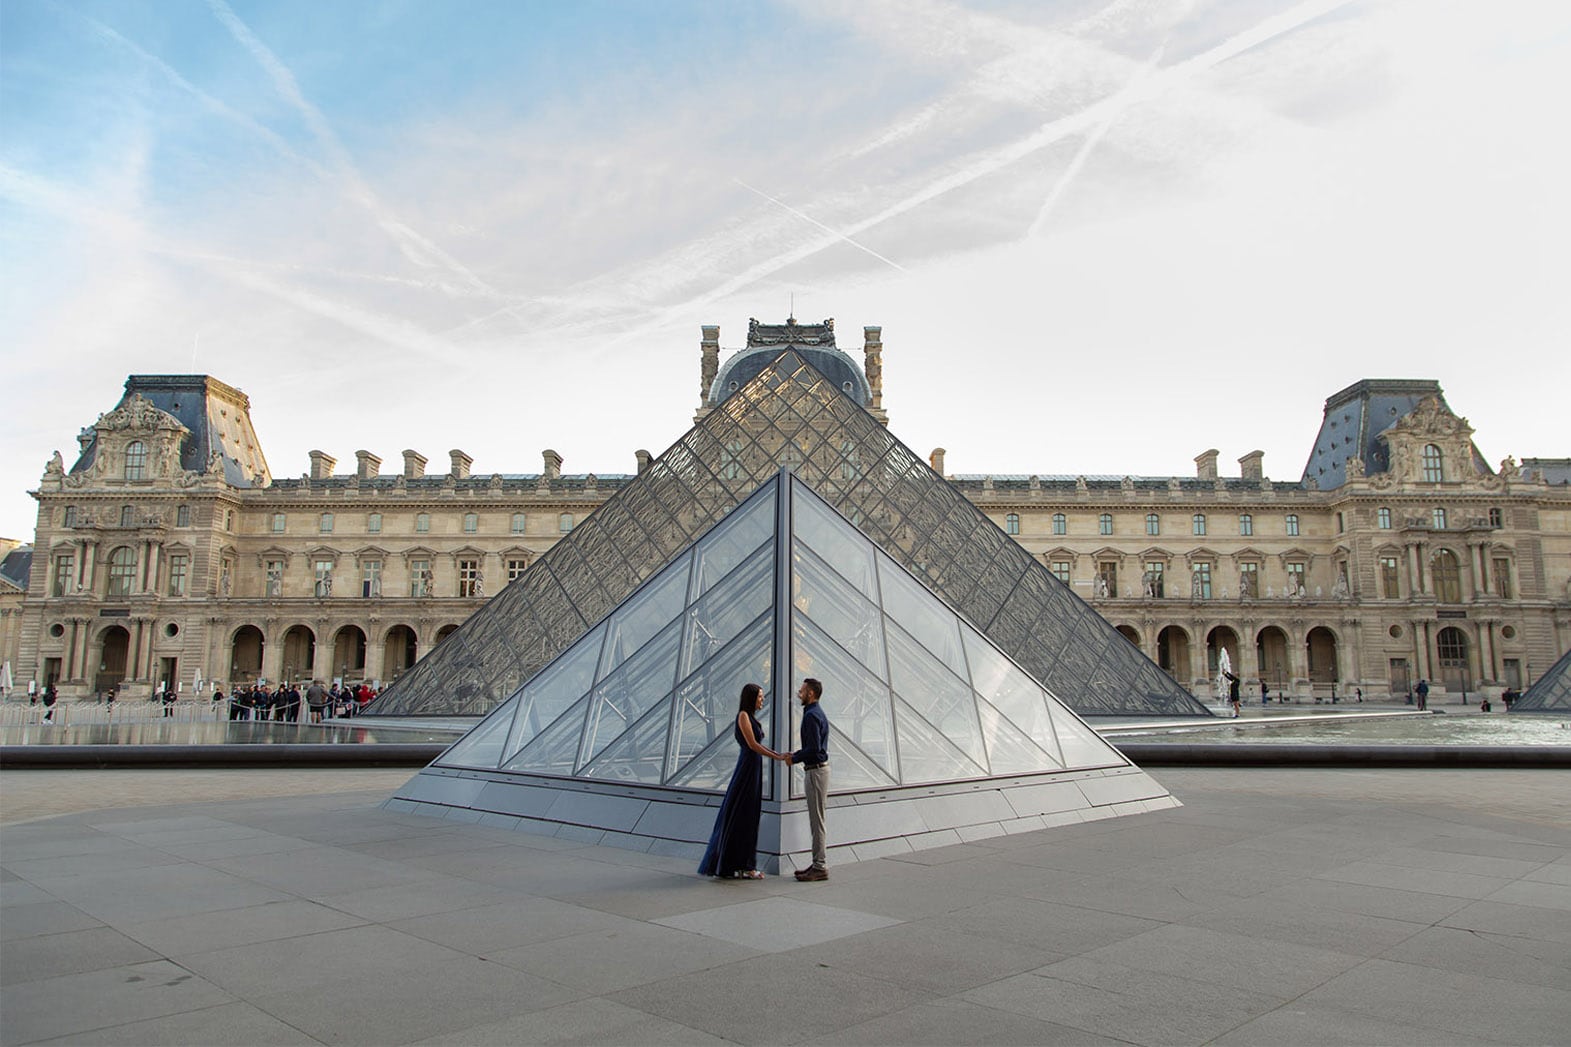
[794,867,828,882]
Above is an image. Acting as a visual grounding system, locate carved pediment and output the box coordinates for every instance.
[97,394,186,436]
[1388,395,1472,440]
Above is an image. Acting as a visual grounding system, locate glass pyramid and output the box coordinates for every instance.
[433,472,1136,798]
[368,349,1206,718]
[1512,648,1571,713]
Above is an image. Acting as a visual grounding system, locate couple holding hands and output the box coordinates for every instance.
[697,678,830,882]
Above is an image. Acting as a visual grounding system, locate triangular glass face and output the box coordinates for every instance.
[783,475,1128,794]
[441,478,780,789]
[1514,648,1571,712]
[371,349,1205,719]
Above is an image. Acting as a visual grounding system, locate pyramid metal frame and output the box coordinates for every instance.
[1511,648,1571,713]
[389,471,1177,870]
[367,349,1207,719]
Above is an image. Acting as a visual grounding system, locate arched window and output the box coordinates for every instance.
[1098,513,1113,536]
[319,513,334,533]
[1432,549,1461,603]
[120,505,135,527]
[124,441,147,480]
[1285,514,1300,537]
[510,512,527,534]
[463,512,478,533]
[1238,513,1253,536]
[1005,513,1020,535]
[1145,513,1160,536]
[1052,513,1066,535]
[1422,444,1443,482]
[367,513,382,533]
[415,513,430,533]
[176,505,190,527]
[1377,507,1392,529]
[1432,507,1447,530]
[1192,513,1206,536]
[106,546,136,597]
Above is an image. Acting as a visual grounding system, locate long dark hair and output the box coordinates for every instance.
[736,682,762,715]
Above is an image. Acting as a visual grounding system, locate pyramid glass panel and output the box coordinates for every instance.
[975,696,1061,775]
[669,615,773,780]
[885,622,988,771]
[598,553,691,680]
[372,348,1204,719]
[793,491,879,600]
[892,695,989,784]
[791,613,899,784]
[501,694,589,776]
[879,557,968,680]
[501,622,604,761]
[580,618,681,767]
[579,696,673,785]
[435,698,517,770]
[679,545,773,680]
[792,543,886,679]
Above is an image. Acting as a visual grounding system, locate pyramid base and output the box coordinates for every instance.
[384,764,1179,874]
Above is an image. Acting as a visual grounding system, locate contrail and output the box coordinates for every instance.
[204,0,514,308]
[640,0,1355,323]
[734,178,906,272]
[1026,36,1169,240]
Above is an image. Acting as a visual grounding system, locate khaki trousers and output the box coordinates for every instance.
[805,765,829,870]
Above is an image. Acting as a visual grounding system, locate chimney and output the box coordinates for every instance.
[449,449,472,479]
[929,447,946,475]
[1239,450,1265,481]
[542,449,562,482]
[1195,449,1219,481]
[700,325,720,404]
[355,450,381,480]
[402,449,427,479]
[308,450,336,480]
[635,449,652,474]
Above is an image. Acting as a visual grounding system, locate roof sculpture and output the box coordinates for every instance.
[366,348,1208,719]
[1511,648,1571,713]
[389,472,1177,870]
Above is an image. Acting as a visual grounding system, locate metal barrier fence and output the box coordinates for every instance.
[0,698,359,727]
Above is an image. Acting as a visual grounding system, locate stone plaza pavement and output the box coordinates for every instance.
[1,767,1568,1045]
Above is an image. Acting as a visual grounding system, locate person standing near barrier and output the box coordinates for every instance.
[41,684,57,723]
[306,680,328,723]
[161,688,177,717]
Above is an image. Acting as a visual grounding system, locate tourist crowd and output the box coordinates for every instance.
[217,681,377,722]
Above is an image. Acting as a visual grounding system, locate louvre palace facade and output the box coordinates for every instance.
[12,318,1570,707]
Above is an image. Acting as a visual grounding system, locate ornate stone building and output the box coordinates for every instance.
[13,325,1570,704]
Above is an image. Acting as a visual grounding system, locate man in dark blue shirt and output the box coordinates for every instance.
[789,677,830,881]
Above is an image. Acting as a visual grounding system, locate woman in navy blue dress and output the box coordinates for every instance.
[698,683,786,879]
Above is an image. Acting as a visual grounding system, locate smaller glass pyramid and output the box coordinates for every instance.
[436,472,1133,799]
[1511,648,1571,713]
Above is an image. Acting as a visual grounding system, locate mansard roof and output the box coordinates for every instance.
[71,375,271,488]
[0,546,30,591]
[709,316,871,409]
[1303,379,1489,491]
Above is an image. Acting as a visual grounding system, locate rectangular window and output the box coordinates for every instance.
[1192,514,1206,536]
[559,513,574,533]
[1143,562,1165,598]
[1192,563,1212,600]
[166,553,189,596]
[120,505,135,527]
[176,505,191,527]
[1285,514,1300,537]
[507,557,529,582]
[271,513,286,533]
[415,513,430,533]
[1378,507,1392,529]
[107,551,135,597]
[63,505,78,528]
[1502,658,1521,690]
[1049,560,1071,584]
[1098,513,1113,536]
[52,553,75,596]
[1488,507,1503,528]
[1239,513,1253,536]
[458,558,481,597]
[1005,513,1020,535]
[1095,562,1117,598]
[1380,556,1400,598]
[1239,562,1258,598]
[367,513,382,534]
[511,512,527,534]
[265,559,284,597]
[1493,558,1511,599]
[410,559,431,597]
[1145,513,1160,536]
[463,513,478,533]
[320,512,334,533]
[361,560,382,598]
[1335,512,1344,533]
[1052,513,1066,535]
[313,560,334,597]
[1286,561,1306,595]
[1432,507,1447,529]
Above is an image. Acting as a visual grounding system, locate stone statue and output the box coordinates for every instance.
[44,451,64,477]
[471,573,485,598]
[1191,572,1204,599]
[1500,456,1520,479]
[1095,575,1110,598]
[1331,574,1350,600]
[1143,573,1157,598]
[1345,456,1365,479]
[220,568,232,597]
[1266,584,1275,598]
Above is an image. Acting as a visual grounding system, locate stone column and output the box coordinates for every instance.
[700,325,720,403]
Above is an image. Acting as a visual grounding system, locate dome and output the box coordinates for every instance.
[708,317,871,408]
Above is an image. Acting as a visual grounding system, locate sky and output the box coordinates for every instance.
[2,0,1568,542]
